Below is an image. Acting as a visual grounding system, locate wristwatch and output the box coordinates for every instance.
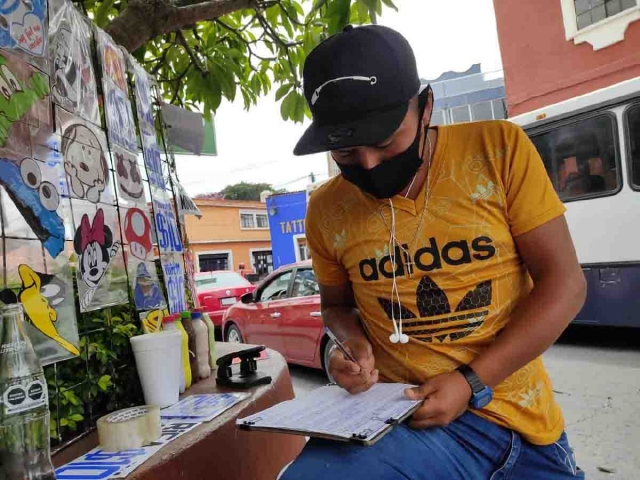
[456,365,493,409]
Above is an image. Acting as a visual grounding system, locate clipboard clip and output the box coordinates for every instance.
[216,345,272,389]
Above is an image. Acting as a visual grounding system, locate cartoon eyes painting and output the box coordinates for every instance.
[0,64,22,99]
[61,123,109,204]
[20,157,60,211]
[0,157,65,258]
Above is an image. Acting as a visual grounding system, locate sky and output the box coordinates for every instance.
[175,0,504,197]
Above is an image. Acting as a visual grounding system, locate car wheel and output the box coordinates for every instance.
[322,338,336,383]
[226,324,244,344]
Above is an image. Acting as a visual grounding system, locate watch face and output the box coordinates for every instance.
[471,387,493,409]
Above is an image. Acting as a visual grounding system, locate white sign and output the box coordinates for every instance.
[161,393,248,423]
[161,254,187,314]
[55,421,199,479]
[153,198,183,254]
[175,181,202,219]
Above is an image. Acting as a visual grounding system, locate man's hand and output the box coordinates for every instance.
[329,337,379,394]
[404,371,472,429]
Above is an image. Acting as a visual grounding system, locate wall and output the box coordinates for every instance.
[494,0,640,116]
[266,192,307,269]
[183,199,271,272]
[191,241,271,272]
[183,199,269,242]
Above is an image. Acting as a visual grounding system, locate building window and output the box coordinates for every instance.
[492,99,507,120]
[431,110,446,126]
[256,214,268,228]
[561,0,640,50]
[240,211,268,229]
[575,0,636,29]
[624,103,640,188]
[471,101,493,121]
[451,105,471,123]
[529,114,619,202]
[252,250,273,277]
[199,253,229,271]
[294,236,311,262]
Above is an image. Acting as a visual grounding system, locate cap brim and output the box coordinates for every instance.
[293,101,409,156]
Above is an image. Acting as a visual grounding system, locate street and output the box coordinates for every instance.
[288,325,640,480]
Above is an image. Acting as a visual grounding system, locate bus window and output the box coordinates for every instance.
[625,103,640,188]
[529,115,618,201]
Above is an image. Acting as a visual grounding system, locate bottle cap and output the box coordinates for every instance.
[162,314,178,324]
[191,311,203,320]
[180,311,191,320]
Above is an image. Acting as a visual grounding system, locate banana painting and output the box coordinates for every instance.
[17,264,79,356]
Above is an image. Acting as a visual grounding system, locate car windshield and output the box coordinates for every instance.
[196,272,251,292]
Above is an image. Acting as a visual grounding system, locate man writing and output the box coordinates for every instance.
[282,25,586,479]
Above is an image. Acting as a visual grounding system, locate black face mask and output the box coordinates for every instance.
[337,89,430,199]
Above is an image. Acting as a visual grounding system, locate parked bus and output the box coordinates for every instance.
[510,77,640,327]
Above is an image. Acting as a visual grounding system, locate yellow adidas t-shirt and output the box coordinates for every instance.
[306,120,567,446]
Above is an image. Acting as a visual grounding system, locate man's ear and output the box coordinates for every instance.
[421,85,434,127]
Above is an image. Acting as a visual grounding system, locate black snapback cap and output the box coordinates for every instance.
[294,24,420,156]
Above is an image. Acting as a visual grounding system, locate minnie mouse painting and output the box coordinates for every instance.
[73,208,120,310]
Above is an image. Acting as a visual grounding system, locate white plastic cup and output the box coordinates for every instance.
[130,331,182,408]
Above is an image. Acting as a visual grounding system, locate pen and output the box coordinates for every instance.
[324,327,359,366]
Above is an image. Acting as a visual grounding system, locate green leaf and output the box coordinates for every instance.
[293,91,306,123]
[60,418,69,427]
[94,0,116,28]
[328,0,351,35]
[310,0,329,16]
[70,414,84,422]
[275,83,292,101]
[98,375,112,391]
[381,0,398,11]
[280,91,296,121]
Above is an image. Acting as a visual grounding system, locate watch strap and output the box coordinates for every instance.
[456,364,485,394]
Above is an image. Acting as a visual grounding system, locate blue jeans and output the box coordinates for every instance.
[281,412,584,479]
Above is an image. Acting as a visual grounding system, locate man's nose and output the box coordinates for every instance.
[354,147,383,170]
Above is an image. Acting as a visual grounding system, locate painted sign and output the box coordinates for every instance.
[97,28,128,94]
[73,207,127,312]
[49,0,99,124]
[56,107,113,204]
[0,50,50,147]
[123,207,152,260]
[161,254,186,315]
[104,76,137,153]
[132,60,155,135]
[141,132,164,190]
[132,261,165,311]
[55,421,199,479]
[153,196,183,254]
[0,238,80,365]
[0,156,65,258]
[113,144,145,204]
[175,180,201,218]
[0,0,47,57]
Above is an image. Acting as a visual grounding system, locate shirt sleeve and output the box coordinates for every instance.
[502,123,567,237]
[305,192,349,286]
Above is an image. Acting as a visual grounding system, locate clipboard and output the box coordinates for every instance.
[236,383,422,446]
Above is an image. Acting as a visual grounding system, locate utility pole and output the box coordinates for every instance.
[309,172,316,184]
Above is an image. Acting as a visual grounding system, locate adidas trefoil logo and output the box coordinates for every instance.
[471,180,495,203]
[378,276,492,343]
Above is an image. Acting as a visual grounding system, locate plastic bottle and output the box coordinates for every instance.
[190,311,211,380]
[196,308,217,372]
[161,314,189,393]
[180,312,198,384]
[0,304,56,480]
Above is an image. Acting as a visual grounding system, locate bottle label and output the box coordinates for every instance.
[2,379,47,415]
[0,340,27,354]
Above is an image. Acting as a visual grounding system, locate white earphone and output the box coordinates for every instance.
[387,199,409,344]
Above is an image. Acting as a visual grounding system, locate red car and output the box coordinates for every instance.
[195,271,256,329]
[222,261,334,375]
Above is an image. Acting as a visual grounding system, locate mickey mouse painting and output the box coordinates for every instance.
[74,209,120,310]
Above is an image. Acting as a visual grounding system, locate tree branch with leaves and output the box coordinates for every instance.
[89,0,397,121]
